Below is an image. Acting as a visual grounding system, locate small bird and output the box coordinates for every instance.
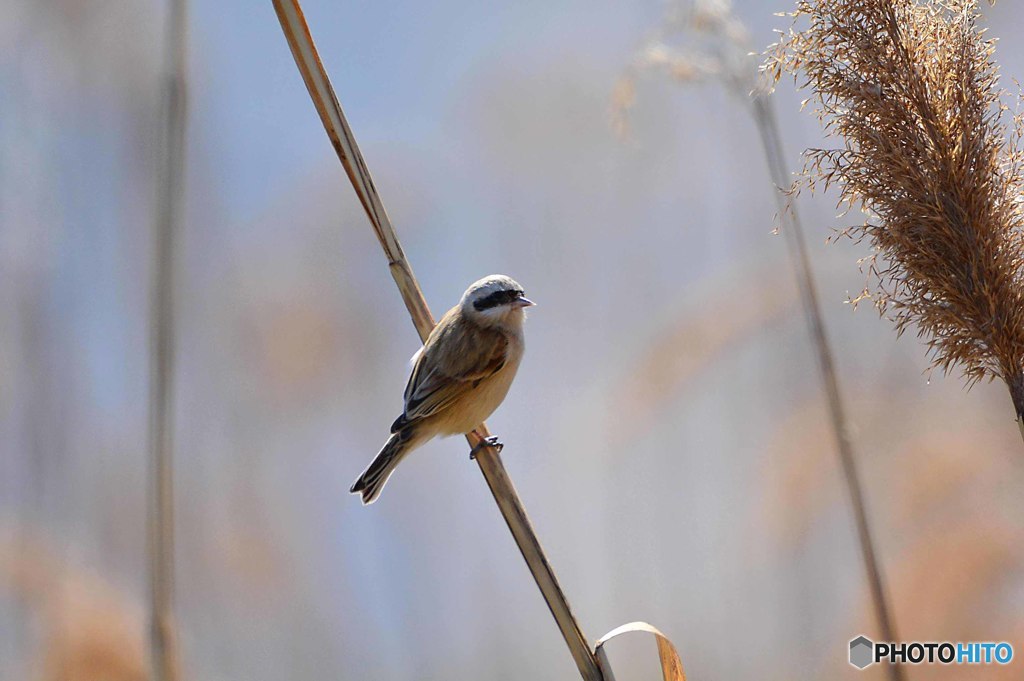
[350,274,535,504]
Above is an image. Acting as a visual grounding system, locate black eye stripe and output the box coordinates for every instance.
[473,288,524,311]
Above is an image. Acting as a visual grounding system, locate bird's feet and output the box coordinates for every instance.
[470,435,503,460]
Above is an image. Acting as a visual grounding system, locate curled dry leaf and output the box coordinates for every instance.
[596,621,686,681]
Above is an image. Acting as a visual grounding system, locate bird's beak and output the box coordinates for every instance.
[515,297,536,308]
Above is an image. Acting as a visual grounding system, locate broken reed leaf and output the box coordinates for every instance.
[767,0,1024,433]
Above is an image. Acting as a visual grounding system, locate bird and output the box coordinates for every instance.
[350,274,535,504]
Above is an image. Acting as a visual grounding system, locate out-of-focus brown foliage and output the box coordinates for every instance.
[761,399,1024,677]
[760,399,836,544]
[765,1,1024,421]
[4,537,148,681]
[38,582,149,681]
[863,436,1022,680]
[838,523,1022,680]
[610,261,797,443]
[763,395,1023,546]
[253,300,344,402]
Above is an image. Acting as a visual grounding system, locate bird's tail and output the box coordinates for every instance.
[350,432,411,505]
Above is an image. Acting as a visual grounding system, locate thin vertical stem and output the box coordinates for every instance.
[148,1,187,680]
[271,2,603,679]
[1008,375,1024,446]
[751,93,904,681]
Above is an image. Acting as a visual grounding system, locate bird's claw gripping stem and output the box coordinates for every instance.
[470,435,503,460]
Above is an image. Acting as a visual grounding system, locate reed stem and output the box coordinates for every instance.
[751,93,903,681]
[271,2,603,678]
[148,1,187,680]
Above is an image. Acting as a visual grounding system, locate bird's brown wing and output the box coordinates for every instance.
[397,308,508,426]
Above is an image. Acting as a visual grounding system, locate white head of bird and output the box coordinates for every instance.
[460,274,535,330]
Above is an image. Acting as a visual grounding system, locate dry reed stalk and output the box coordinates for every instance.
[273,7,690,679]
[270,2,603,679]
[616,3,902,673]
[756,93,903,680]
[147,0,187,680]
[766,0,1024,445]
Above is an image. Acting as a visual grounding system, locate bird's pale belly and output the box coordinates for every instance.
[435,357,521,435]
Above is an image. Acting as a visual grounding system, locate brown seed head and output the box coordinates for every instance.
[765,0,1024,413]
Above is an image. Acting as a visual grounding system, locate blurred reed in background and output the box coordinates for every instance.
[615,5,903,674]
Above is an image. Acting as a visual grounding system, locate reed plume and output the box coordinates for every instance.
[766,0,1024,441]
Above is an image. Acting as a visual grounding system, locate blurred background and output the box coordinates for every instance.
[2,1,1023,679]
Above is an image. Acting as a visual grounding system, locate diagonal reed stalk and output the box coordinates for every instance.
[148,0,187,680]
[751,94,904,681]
[617,5,901,674]
[271,2,603,679]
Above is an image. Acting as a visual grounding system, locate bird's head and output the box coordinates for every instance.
[461,274,535,330]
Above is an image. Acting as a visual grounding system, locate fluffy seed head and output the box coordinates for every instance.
[765,0,1024,416]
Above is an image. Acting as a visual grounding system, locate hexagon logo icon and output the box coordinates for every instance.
[849,635,875,669]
